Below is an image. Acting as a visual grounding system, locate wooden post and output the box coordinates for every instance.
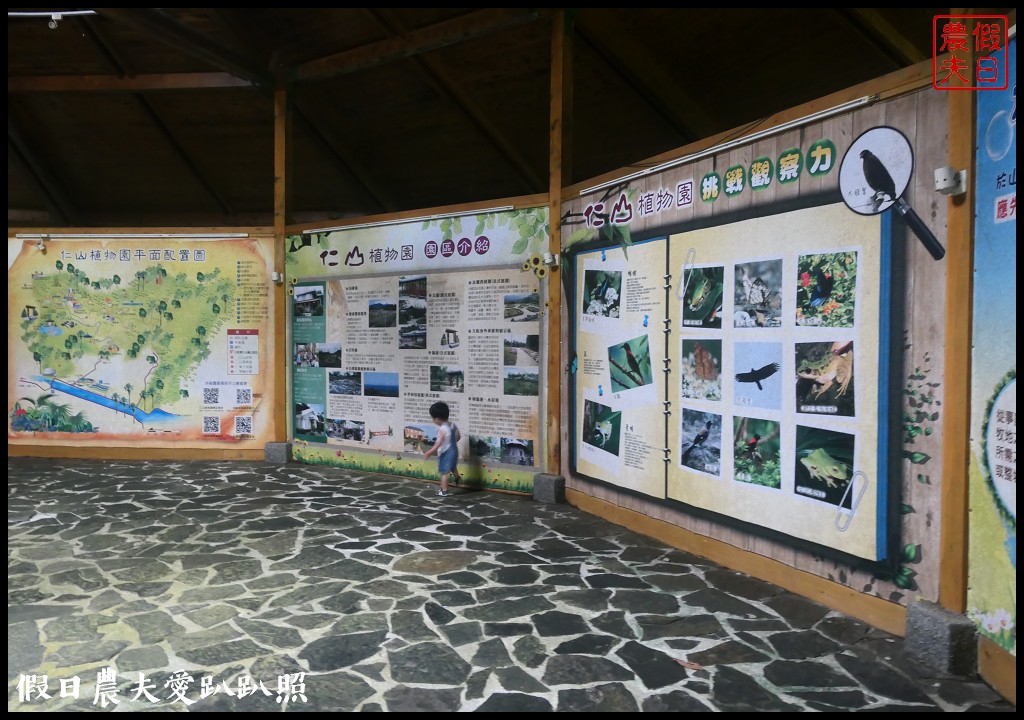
[273,84,291,442]
[937,10,974,613]
[547,10,573,475]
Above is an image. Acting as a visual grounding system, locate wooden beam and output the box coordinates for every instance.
[95,8,274,85]
[274,86,291,442]
[367,8,544,193]
[938,11,976,615]
[979,637,1017,705]
[7,117,80,225]
[546,10,572,476]
[841,8,928,66]
[575,8,717,142]
[293,8,543,83]
[9,72,256,93]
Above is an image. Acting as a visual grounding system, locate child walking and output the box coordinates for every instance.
[423,401,461,496]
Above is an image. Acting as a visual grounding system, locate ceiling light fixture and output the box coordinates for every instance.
[7,10,97,29]
[578,95,878,197]
[302,205,516,235]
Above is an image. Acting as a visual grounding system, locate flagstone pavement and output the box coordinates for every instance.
[7,457,1014,712]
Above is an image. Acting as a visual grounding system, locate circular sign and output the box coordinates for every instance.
[838,126,914,216]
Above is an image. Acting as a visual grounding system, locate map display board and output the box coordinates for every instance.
[8,234,276,447]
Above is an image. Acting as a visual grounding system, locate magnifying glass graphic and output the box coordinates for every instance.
[838,126,945,260]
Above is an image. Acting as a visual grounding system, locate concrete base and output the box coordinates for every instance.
[264,442,293,464]
[533,473,565,504]
[905,597,978,676]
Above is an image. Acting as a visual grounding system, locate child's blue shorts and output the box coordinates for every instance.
[438,445,458,474]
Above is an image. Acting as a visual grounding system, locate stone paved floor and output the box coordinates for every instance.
[7,457,1014,712]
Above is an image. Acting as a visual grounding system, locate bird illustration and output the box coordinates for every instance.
[860,149,897,212]
[682,420,713,463]
[808,268,835,308]
[621,343,644,382]
[735,362,780,390]
[692,342,718,381]
[594,274,612,302]
[741,266,772,308]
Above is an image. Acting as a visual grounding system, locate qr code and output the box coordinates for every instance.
[236,388,253,406]
[202,416,220,434]
[234,415,253,435]
[203,387,220,405]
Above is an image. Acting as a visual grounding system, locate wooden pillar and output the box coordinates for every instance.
[273,84,291,442]
[937,10,975,613]
[547,10,573,475]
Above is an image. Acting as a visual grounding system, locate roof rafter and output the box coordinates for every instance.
[208,8,399,215]
[367,8,544,193]
[94,8,274,85]
[293,8,544,83]
[835,8,927,68]
[81,16,234,216]
[575,8,718,143]
[8,115,80,225]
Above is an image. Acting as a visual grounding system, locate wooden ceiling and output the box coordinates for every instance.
[8,7,953,228]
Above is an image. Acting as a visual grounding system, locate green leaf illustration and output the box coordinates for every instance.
[901,543,921,563]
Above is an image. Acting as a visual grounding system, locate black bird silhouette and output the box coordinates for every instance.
[860,149,897,212]
[621,343,643,381]
[594,275,611,302]
[735,362,780,390]
[809,269,835,308]
[682,420,713,463]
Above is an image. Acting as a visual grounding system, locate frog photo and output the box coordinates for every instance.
[795,426,856,507]
[795,341,855,416]
[682,266,724,329]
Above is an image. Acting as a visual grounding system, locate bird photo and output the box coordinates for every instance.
[733,342,783,410]
[734,260,783,327]
[583,269,622,318]
[796,252,858,328]
[733,417,781,488]
[681,339,722,401]
[608,335,653,392]
[582,399,622,456]
[680,410,721,475]
[735,362,780,391]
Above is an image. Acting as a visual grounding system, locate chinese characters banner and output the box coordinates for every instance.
[968,36,1015,656]
[8,235,276,448]
[286,207,549,279]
